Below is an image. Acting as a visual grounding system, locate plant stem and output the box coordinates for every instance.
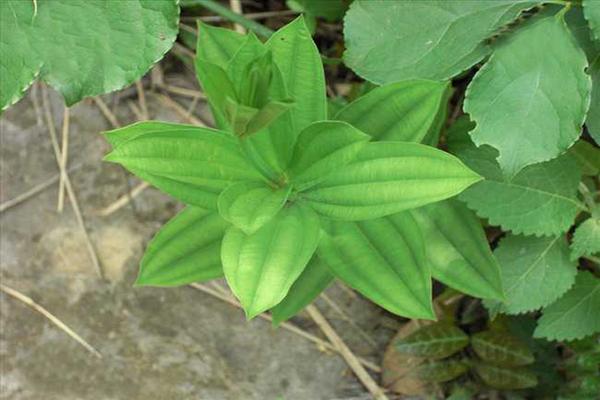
[182,0,274,38]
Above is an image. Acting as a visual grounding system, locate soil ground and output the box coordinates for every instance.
[0,80,398,400]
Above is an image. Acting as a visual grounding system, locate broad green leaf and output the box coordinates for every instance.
[422,84,453,147]
[218,182,291,234]
[395,323,469,359]
[335,80,450,143]
[196,21,245,68]
[586,59,600,145]
[569,140,600,176]
[464,15,591,177]
[343,0,539,84]
[243,100,294,137]
[534,271,600,341]
[136,208,228,286]
[194,58,238,129]
[410,200,503,301]
[471,331,534,367]
[414,360,469,383]
[271,256,334,325]
[266,16,327,133]
[584,0,600,41]
[221,203,320,318]
[302,142,481,221]
[318,213,435,319]
[0,1,40,110]
[474,364,538,390]
[288,121,370,190]
[104,124,263,209]
[225,33,269,107]
[1,0,179,108]
[484,235,577,315]
[448,118,583,236]
[571,217,600,260]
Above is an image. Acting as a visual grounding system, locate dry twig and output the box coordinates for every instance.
[57,107,70,212]
[155,93,207,126]
[41,86,103,278]
[92,96,121,129]
[306,304,388,400]
[0,284,102,358]
[135,80,149,120]
[96,181,150,217]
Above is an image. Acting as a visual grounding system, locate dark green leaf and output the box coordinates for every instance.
[413,360,469,383]
[318,213,434,319]
[584,0,600,41]
[571,217,600,260]
[474,364,538,389]
[472,331,534,367]
[395,322,469,359]
[569,140,600,176]
[137,208,229,286]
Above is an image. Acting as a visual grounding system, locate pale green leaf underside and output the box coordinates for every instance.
[137,207,229,287]
[270,256,334,325]
[1,0,179,108]
[318,214,435,319]
[218,182,291,234]
[448,118,583,236]
[534,271,600,341]
[410,200,503,301]
[464,15,591,177]
[288,120,370,190]
[303,142,481,221]
[485,235,577,315]
[569,140,600,176]
[335,80,449,143]
[343,0,539,84]
[221,203,320,319]
[395,323,469,359]
[583,0,600,41]
[586,60,600,145]
[571,217,600,260]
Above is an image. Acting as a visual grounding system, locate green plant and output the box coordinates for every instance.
[344,0,600,341]
[103,16,491,321]
[0,0,179,109]
[392,321,538,391]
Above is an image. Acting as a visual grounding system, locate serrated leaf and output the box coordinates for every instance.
[266,15,326,134]
[303,142,481,221]
[317,213,434,319]
[484,235,577,315]
[288,121,370,191]
[270,256,334,325]
[584,0,600,41]
[221,203,320,319]
[471,331,534,367]
[104,123,263,209]
[413,360,469,383]
[218,182,291,234]
[410,200,504,301]
[1,0,179,108]
[343,0,539,84]
[448,117,583,236]
[586,59,600,145]
[534,272,600,341]
[136,208,228,287]
[569,140,600,176]
[571,217,600,260]
[334,80,450,143]
[474,364,538,389]
[464,15,591,177]
[395,323,469,359]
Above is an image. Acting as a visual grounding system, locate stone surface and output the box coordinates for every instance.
[0,81,396,400]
